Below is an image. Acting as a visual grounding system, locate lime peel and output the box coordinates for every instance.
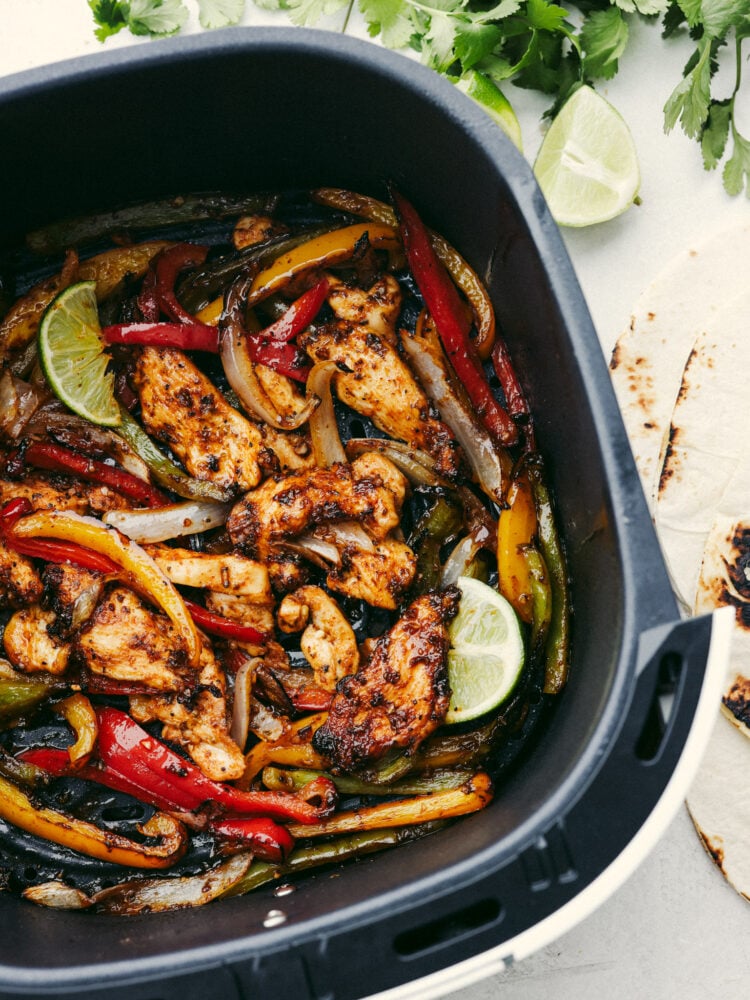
[445,576,525,725]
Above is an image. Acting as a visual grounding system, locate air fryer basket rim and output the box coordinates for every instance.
[0,28,708,998]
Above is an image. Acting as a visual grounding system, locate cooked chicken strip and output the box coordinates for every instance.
[75,586,190,692]
[299,322,459,477]
[0,537,42,610]
[326,274,402,343]
[4,606,70,675]
[41,563,104,640]
[277,586,359,691]
[326,538,416,610]
[312,587,460,770]
[130,639,244,781]
[133,346,263,493]
[145,545,272,600]
[226,455,405,560]
[257,422,314,473]
[204,591,275,653]
[0,473,128,516]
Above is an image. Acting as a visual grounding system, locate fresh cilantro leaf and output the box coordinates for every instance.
[525,0,569,34]
[89,0,129,40]
[581,6,628,78]
[197,0,246,27]
[127,0,189,35]
[422,10,460,71]
[613,0,667,16]
[663,34,712,136]
[284,0,348,25]
[454,19,505,69]
[723,123,750,195]
[683,0,745,37]
[701,98,731,168]
[360,0,415,49]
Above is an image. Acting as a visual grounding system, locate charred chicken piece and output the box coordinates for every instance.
[326,274,403,344]
[0,472,129,516]
[74,586,191,693]
[41,563,104,640]
[144,545,272,600]
[277,585,359,692]
[0,536,42,610]
[312,587,460,770]
[133,346,263,493]
[226,454,405,561]
[4,605,71,675]
[326,538,417,611]
[130,639,244,781]
[300,320,460,479]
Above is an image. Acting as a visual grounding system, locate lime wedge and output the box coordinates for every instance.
[456,70,523,152]
[533,85,640,227]
[446,576,525,725]
[38,280,120,427]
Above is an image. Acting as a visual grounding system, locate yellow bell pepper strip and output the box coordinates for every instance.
[285,770,493,838]
[54,693,98,767]
[0,251,79,362]
[0,497,121,574]
[312,187,496,360]
[0,772,187,868]
[497,467,537,624]
[11,509,201,669]
[527,457,571,694]
[196,223,399,325]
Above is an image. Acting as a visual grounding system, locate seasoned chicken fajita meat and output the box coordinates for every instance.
[129,639,244,781]
[300,308,460,478]
[226,453,407,560]
[74,586,192,692]
[133,346,264,493]
[312,587,460,770]
[0,537,42,609]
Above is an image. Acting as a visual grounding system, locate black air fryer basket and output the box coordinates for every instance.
[0,30,727,1000]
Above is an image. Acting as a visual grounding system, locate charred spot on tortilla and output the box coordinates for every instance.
[723,674,750,729]
[726,528,750,599]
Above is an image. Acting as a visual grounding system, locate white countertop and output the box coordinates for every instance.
[2,4,750,998]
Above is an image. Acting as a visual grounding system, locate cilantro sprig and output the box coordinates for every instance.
[88,0,750,196]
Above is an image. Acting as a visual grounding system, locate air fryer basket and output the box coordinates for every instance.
[0,30,724,1000]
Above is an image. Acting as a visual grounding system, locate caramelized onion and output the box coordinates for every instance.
[306,361,346,467]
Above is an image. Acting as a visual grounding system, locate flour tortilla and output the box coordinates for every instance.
[686,711,750,898]
[610,223,750,516]
[654,289,750,611]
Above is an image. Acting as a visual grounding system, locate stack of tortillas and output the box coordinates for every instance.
[610,221,750,898]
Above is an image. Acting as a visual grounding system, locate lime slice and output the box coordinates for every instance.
[38,280,120,427]
[533,85,640,227]
[455,70,523,152]
[445,576,525,725]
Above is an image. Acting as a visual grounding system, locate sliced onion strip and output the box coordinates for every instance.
[102,500,231,544]
[306,361,346,467]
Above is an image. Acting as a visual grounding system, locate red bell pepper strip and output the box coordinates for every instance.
[154,243,209,324]
[137,267,161,323]
[241,276,328,382]
[491,336,530,422]
[183,600,269,644]
[245,336,312,382]
[391,190,518,447]
[96,707,337,823]
[210,816,295,863]
[259,276,329,343]
[18,747,203,820]
[0,498,120,574]
[102,322,219,353]
[18,442,169,508]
